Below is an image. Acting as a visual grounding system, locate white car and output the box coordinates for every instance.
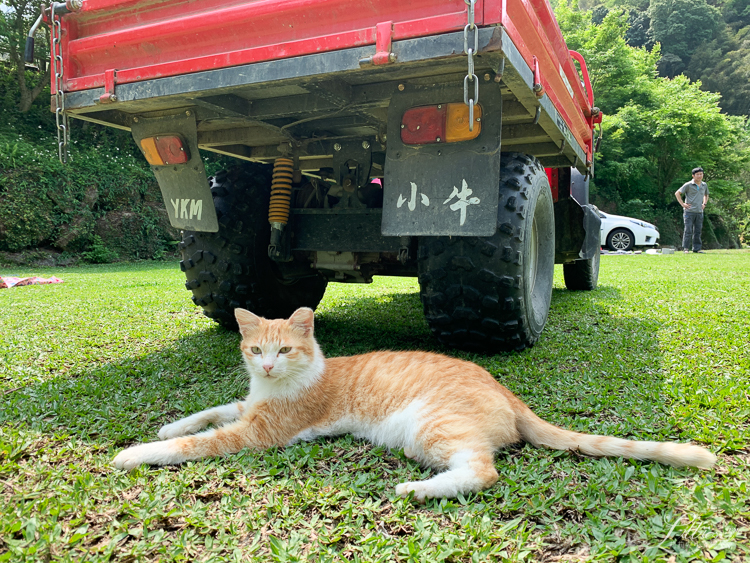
[596,209,660,251]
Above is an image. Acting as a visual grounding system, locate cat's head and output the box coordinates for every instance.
[235,307,323,386]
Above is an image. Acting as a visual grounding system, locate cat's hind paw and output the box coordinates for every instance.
[395,481,430,503]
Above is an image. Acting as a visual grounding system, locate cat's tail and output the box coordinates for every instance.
[515,406,716,469]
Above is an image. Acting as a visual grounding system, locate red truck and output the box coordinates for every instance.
[37,0,603,352]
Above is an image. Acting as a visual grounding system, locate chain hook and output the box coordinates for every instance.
[51,4,69,163]
[462,0,479,131]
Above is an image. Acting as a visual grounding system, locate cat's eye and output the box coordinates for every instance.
[279,346,291,354]
[250,346,262,354]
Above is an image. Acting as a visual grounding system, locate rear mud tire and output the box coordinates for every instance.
[180,164,327,329]
[418,153,555,352]
[563,250,600,291]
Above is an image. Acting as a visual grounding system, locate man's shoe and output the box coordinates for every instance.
[693,250,706,253]
[684,250,690,253]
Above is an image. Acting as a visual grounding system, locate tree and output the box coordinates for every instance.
[555,1,660,113]
[687,25,750,116]
[554,0,749,247]
[625,12,651,48]
[647,0,722,77]
[0,1,50,113]
[597,75,748,205]
[592,5,610,25]
[722,0,750,30]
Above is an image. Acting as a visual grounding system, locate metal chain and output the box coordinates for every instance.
[51,5,69,164]
[463,0,478,131]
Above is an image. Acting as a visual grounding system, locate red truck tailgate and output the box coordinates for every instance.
[58,0,595,161]
[64,0,473,91]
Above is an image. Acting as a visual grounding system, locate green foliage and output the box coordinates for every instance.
[0,53,247,264]
[605,75,746,199]
[647,0,723,76]
[0,30,187,263]
[81,235,119,264]
[739,199,750,243]
[722,0,750,29]
[687,25,750,116]
[706,177,750,247]
[625,11,652,48]
[0,128,178,259]
[558,2,750,246]
[0,62,179,261]
[584,0,750,119]
[598,79,750,245]
[1,258,749,560]
[591,4,610,24]
[0,1,46,61]
[0,1,52,112]
[555,2,660,113]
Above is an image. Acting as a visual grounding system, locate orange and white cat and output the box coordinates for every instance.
[113,307,716,500]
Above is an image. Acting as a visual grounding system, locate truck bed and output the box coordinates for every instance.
[57,0,596,170]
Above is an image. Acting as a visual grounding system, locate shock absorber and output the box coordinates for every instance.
[268,157,294,261]
[269,157,294,226]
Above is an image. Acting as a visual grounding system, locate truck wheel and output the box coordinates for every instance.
[418,153,555,352]
[179,164,327,329]
[606,228,633,251]
[563,250,600,291]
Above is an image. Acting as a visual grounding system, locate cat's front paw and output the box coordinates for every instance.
[113,441,180,470]
[395,481,430,503]
[158,420,194,440]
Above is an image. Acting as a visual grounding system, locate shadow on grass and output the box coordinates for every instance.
[518,284,676,440]
[2,282,679,457]
[315,289,436,355]
[0,290,434,448]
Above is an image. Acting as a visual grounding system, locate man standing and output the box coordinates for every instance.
[675,167,710,253]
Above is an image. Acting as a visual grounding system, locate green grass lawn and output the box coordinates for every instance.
[1,251,749,562]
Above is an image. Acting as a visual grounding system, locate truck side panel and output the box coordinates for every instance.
[494,0,595,157]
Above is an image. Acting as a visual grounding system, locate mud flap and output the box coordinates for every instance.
[382,83,503,237]
[131,111,218,232]
[580,203,602,260]
[554,198,601,263]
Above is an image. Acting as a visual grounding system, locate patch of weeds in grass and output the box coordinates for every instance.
[0,253,748,561]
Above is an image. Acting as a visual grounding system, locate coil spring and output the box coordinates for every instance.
[268,157,294,225]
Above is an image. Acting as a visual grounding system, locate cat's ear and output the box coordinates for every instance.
[235,308,262,338]
[288,307,314,337]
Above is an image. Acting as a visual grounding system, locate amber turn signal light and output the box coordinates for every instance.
[139,135,190,165]
[400,103,482,145]
[445,103,482,143]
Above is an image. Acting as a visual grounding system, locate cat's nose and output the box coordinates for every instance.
[263,364,273,374]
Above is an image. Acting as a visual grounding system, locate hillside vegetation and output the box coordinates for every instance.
[554,0,750,247]
[0,1,748,265]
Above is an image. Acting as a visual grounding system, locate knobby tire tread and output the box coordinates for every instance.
[418,153,554,352]
[180,164,327,329]
[563,250,600,291]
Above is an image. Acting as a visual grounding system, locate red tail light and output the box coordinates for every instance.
[401,105,447,144]
[139,135,190,165]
